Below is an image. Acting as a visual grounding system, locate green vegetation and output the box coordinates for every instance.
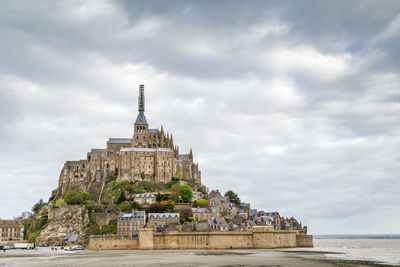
[32,199,45,213]
[54,198,66,207]
[197,198,208,208]
[105,168,119,184]
[160,200,175,212]
[118,201,131,213]
[179,184,193,203]
[197,186,206,194]
[64,190,89,205]
[179,206,193,221]
[176,165,182,179]
[224,190,240,206]
[149,202,164,213]
[28,231,40,243]
[140,172,146,180]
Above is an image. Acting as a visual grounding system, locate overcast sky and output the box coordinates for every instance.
[1,0,399,234]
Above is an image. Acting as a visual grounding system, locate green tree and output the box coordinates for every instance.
[224,190,240,206]
[140,172,146,180]
[179,184,193,203]
[54,198,66,207]
[119,201,131,213]
[116,192,127,204]
[160,200,175,212]
[131,201,143,211]
[176,165,183,179]
[32,199,45,213]
[197,198,208,208]
[170,183,180,202]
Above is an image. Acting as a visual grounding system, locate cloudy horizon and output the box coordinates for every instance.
[1,0,399,234]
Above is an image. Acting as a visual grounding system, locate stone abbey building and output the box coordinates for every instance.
[55,85,201,198]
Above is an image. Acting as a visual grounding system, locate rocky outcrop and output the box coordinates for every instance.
[36,205,89,246]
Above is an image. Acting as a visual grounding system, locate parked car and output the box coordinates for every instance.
[39,244,49,247]
[72,245,85,250]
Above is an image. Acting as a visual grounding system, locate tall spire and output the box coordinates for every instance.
[134,84,147,125]
[138,84,145,112]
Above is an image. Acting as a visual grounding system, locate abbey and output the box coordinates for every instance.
[55,85,201,198]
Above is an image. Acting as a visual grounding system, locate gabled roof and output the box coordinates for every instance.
[68,234,78,242]
[134,193,155,198]
[107,138,132,144]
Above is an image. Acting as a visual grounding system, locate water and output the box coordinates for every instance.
[313,238,400,265]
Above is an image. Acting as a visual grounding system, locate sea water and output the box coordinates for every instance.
[313,238,400,265]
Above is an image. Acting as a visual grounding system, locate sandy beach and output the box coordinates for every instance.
[0,248,397,267]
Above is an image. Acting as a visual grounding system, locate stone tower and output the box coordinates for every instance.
[133,84,148,148]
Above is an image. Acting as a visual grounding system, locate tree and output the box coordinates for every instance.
[224,190,240,206]
[119,201,131,213]
[179,184,193,203]
[149,202,164,213]
[170,183,180,202]
[160,200,175,212]
[176,165,183,179]
[32,199,45,213]
[197,199,208,208]
[117,192,127,204]
[179,206,193,221]
[131,201,143,211]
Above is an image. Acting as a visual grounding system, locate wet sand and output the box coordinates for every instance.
[0,248,397,266]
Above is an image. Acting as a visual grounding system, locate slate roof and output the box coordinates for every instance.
[120,148,173,152]
[134,111,148,125]
[68,234,78,242]
[149,213,180,219]
[134,194,156,198]
[179,154,190,161]
[107,138,132,144]
[148,128,159,133]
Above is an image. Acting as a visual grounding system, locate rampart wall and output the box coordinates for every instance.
[87,229,313,250]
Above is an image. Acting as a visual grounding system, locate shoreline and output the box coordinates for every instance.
[0,248,399,267]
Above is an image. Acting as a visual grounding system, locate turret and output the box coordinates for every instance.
[189,148,193,161]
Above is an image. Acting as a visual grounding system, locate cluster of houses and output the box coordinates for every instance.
[0,219,24,241]
[117,190,304,237]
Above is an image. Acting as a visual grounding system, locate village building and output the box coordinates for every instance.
[0,219,24,241]
[209,217,229,231]
[148,213,180,227]
[133,194,156,207]
[191,207,212,222]
[117,210,146,237]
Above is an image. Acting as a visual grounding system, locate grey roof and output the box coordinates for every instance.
[196,222,210,231]
[192,208,210,213]
[107,138,132,144]
[121,148,173,152]
[179,154,190,161]
[134,111,148,125]
[149,213,180,218]
[68,234,78,242]
[148,128,159,133]
[133,211,146,220]
[134,193,155,198]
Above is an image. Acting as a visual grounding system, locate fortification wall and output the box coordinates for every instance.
[87,229,312,250]
[48,205,81,220]
[296,234,314,247]
[91,212,118,226]
[87,235,138,250]
[153,231,253,249]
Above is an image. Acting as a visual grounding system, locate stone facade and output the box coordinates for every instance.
[117,211,146,236]
[55,84,202,200]
[0,220,24,241]
[87,228,313,250]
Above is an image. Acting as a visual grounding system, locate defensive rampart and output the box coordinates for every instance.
[87,229,313,250]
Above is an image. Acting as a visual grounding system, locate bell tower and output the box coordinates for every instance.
[133,84,148,148]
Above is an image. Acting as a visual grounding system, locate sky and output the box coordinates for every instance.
[0,0,399,234]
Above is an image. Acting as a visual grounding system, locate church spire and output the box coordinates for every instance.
[138,84,145,112]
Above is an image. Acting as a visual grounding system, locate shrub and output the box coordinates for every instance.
[54,198,66,208]
[119,201,131,213]
[160,200,175,212]
[36,214,49,230]
[28,231,40,243]
[101,220,117,234]
[179,206,193,221]
[131,201,143,211]
[64,190,89,205]
[179,184,193,203]
[149,202,164,213]
[197,198,208,208]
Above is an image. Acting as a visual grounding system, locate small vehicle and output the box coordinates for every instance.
[39,244,49,247]
[64,247,74,251]
[72,245,85,250]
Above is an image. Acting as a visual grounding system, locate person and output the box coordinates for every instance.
[3,248,5,253]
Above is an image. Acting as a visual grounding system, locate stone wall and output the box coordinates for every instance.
[296,234,314,247]
[87,235,138,250]
[87,229,313,250]
[91,212,118,226]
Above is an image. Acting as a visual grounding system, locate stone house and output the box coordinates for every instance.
[209,218,229,231]
[133,194,156,207]
[148,213,180,227]
[258,211,281,230]
[0,219,24,241]
[191,208,212,222]
[117,210,146,237]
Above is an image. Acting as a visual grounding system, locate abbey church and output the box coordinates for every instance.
[55,85,201,198]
